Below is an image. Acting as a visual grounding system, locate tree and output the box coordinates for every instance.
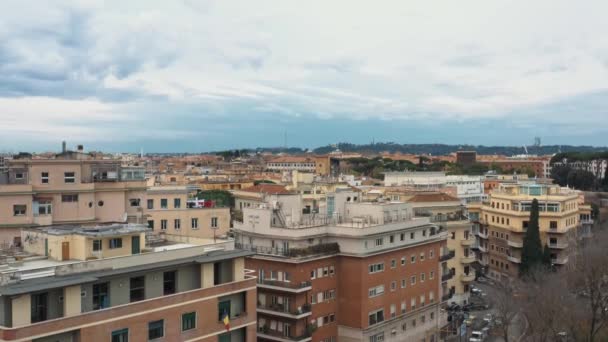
[521,199,543,276]
[541,244,552,269]
[492,280,521,342]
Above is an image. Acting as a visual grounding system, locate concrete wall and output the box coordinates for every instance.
[177,264,200,292]
[109,276,130,307]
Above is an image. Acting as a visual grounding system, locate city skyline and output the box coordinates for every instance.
[2,1,608,151]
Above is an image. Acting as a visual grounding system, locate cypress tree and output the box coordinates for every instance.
[541,243,552,269]
[520,198,543,276]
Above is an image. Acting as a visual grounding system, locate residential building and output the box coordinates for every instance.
[456,151,477,167]
[405,193,474,305]
[467,183,590,280]
[0,223,256,341]
[233,190,448,342]
[384,172,484,204]
[0,153,147,245]
[145,186,231,242]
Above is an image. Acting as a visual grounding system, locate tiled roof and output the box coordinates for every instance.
[241,184,292,194]
[407,192,459,203]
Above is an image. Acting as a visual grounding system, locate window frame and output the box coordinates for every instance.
[64,172,76,183]
[181,312,196,332]
[148,319,164,340]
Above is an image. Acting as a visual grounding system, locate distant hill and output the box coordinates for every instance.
[312,142,608,156]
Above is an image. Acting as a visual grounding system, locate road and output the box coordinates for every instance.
[445,281,527,342]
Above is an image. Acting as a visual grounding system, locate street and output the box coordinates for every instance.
[445,281,528,342]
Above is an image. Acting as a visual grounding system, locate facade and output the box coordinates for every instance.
[0,223,256,342]
[553,158,608,181]
[267,157,317,173]
[478,157,551,178]
[456,151,477,167]
[0,156,147,245]
[384,172,484,204]
[405,193,474,305]
[445,176,485,204]
[145,186,231,242]
[467,183,591,280]
[233,190,449,342]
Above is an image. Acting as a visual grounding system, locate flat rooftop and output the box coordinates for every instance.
[29,223,150,237]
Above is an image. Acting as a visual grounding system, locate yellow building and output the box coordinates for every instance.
[145,186,230,242]
[405,192,474,304]
[467,183,590,280]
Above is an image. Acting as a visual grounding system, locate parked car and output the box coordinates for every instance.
[469,329,488,342]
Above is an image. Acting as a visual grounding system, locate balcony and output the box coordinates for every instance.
[552,257,569,265]
[440,250,455,262]
[507,240,523,248]
[257,279,312,293]
[441,291,455,302]
[257,328,313,342]
[257,303,312,320]
[548,241,568,249]
[547,227,566,234]
[461,238,474,246]
[475,230,489,239]
[461,255,476,264]
[441,269,455,282]
[507,255,521,263]
[461,273,475,283]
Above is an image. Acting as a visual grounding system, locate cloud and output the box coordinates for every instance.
[0,0,607,150]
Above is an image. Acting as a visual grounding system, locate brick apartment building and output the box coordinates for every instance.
[233,189,450,342]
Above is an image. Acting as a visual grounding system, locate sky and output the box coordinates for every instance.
[1,0,608,153]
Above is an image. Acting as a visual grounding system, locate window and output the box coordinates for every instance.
[130,276,145,302]
[13,205,26,216]
[211,217,218,228]
[109,238,122,249]
[429,271,434,280]
[400,233,405,241]
[15,172,24,179]
[523,221,529,229]
[161,220,168,230]
[163,271,176,295]
[429,249,434,258]
[410,232,415,239]
[160,199,168,209]
[129,198,140,207]
[174,198,181,209]
[218,300,231,321]
[111,328,129,342]
[368,309,384,326]
[420,252,425,261]
[98,200,104,207]
[191,218,199,229]
[329,265,335,276]
[390,281,397,291]
[64,172,75,183]
[41,172,49,184]
[31,292,48,323]
[148,220,154,229]
[391,259,396,268]
[401,257,406,266]
[148,319,164,340]
[182,312,196,331]
[369,332,385,342]
[62,194,79,202]
[92,283,109,310]
[174,219,181,230]
[389,235,395,243]
[368,263,384,274]
[550,221,558,229]
[411,255,416,263]
[93,239,102,251]
[368,285,385,297]
[411,275,416,285]
[37,201,52,215]
[147,199,154,209]
[420,272,425,282]
[390,304,396,318]
[401,279,406,288]
[375,238,383,246]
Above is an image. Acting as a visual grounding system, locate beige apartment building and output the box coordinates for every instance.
[145,186,230,242]
[233,189,449,342]
[467,183,593,280]
[0,223,256,342]
[405,193,475,305]
[0,153,148,245]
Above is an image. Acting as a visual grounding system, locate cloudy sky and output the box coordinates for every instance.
[1,0,607,152]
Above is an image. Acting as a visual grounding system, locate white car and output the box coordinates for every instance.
[469,330,487,341]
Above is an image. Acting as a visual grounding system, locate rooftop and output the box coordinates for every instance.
[406,192,460,203]
[29,223,150,237]
[241,184,293,195]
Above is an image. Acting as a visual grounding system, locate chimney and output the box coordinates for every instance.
[62,141,67,153]
[77,145,84,153]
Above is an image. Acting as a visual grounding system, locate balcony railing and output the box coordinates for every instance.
[257,303,312,319]
[257,279,312,293]
[472,243,487,253]
[461,238,475,246]
[441,269,455,282]
[548,241,568,249]
[235,242,340,258]
[475,230,489,239]
[461,273,475,282]
[440,250,455,262]
[460,255,476,264]
[507,240,523,248]
[257,327,313,342]
[507,255,521,263]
